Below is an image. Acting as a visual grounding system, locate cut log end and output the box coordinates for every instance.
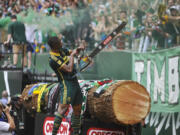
[112,81,151,125]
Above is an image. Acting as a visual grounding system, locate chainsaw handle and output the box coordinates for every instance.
[78,56,92,72]
[80,61,91,72]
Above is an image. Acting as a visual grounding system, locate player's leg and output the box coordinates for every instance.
[22,45,27,67]
[12,45,19,66]
[70,81,83,135]
[52,81,69,135]
[71,104,82,135]
[52,103,69,135]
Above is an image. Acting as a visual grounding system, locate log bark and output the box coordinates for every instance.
[87,80,151,125]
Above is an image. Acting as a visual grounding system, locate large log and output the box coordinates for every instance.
[87,80,151,125]
[21,80,150,125]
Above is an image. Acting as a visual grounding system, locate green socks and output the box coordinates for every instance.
[52,113,81,135]
[71,114,81,135]
[52,114,63,135]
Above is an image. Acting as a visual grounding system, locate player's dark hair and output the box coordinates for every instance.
[48,36,61,50]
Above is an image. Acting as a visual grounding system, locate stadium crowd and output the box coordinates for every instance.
[0,0,179,54]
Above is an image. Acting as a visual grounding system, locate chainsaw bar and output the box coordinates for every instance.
[79,21,127,72]
[89,21,127,58]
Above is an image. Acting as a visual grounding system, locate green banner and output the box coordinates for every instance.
[132,47,180,112]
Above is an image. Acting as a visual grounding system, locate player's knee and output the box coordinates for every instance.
[73,104,82,115]
[57,104,69,116]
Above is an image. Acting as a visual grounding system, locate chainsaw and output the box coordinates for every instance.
[77,21,127,72]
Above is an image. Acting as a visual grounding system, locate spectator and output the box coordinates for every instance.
[4,15,27,68]
[25,24,37,70]
[0,103,15,135]
[166,0,175,15]
[139,13,153,52]
[0,91,9,106]
[116,10,129,50]
[91,15,104,42]
[151,21,170,49]
[135,2,148,25]
[129,9,141,51]
[165,6,180,47]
